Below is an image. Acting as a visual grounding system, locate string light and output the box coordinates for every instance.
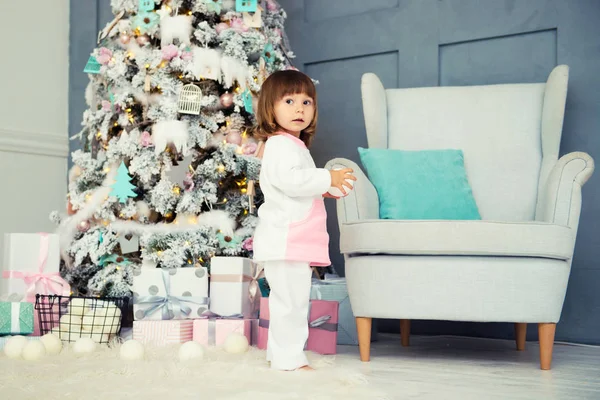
[104,167,110,173]
[185,241,190,246]
[157,250,163,256]
[217,165,225,173]
[172,186,181,195]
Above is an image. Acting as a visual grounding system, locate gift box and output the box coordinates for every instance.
[209,257,261,318]
[0,302,34,335]
[132,320,193,346]
[1,233,70,302]
[192,318,252,346]
[310,278,358,345]
[257,297,339,355]
[133,266,208,320]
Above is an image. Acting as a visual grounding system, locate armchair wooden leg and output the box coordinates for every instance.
[356,317,372,362]
[400,319,410,347]
[538,323,556,370]
[515,323,527,351]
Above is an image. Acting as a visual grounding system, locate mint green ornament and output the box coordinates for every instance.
[138,0,154,12]
[262,43,275,64]
[110,161,137,203]
[236,0,257,12]
[217,232,242,249]
[205,0,222,14]
[84,56,101,74]
[131,11,160,34]
[242,89,253,114]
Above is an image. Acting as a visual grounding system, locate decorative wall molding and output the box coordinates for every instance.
[0,128,69,158]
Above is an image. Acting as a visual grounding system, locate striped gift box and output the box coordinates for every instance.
[132,320,193,346]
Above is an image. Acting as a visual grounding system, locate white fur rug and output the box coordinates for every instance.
[0,343,389,400]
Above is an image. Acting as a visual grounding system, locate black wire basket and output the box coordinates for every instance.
[35,294,129,344]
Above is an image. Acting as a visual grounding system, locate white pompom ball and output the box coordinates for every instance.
[223,333,249,354]
[179,341,204,361]
[327,168,355,198]
[73,337,97,354]
[40,333,63,355]
[3,336,29,359]
[120,340,145,361]
[22,341,47,361]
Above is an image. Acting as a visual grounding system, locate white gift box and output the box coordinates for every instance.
[209,257,260,318]
[133,267,209,320]
[1,233,67,301]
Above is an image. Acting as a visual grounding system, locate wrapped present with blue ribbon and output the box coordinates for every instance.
[132,267,209,321]
[310,277,377,346]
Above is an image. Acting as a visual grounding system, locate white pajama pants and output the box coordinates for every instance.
[264,260,312,370]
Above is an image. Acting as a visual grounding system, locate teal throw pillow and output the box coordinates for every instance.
[358,148,481,220]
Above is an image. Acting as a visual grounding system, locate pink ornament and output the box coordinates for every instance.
[183,172,195,191]
[242,237,253,251]
[230,17,248,33]
[136,34,150,46]
[266,0,279,11]
[243,142,258,155]
[216,22,229,34]
[101,100,112,111]
[180,51,193,61]
[285,65,299,71]
[161,44,178,61]
[96,47,113,65]
[119,33,131,45]
[226,130,242,145]
[140,131,153,147]
[220,92,234,108]
[78,220,91,233]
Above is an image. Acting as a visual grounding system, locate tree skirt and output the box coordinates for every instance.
[0,344,389,400]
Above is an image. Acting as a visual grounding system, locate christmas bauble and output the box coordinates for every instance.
[73,337,97,354]
[223,333,249,354]
[136,34,150,46]
[3,336,28,359]
[40,333,63,355]
[226,130,242,145]
[220,92,234,108]
[120,340,145,361]
[179,341,204,361]
[78,220,91,232]
[22,341,47,361]
[119,33,131,45]
[215,22,229,34]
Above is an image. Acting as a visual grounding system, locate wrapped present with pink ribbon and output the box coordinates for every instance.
[1,233,71,335]
[209,257,263,319]
[132,320,193,346]
[257,297,339,355]
[192,317,253,347]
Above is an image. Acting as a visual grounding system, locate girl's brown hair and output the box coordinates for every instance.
[253,70,318,147]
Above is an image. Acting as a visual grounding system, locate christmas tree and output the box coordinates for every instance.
[53,0,294,298]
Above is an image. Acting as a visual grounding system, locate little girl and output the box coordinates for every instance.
[252,70,356,371]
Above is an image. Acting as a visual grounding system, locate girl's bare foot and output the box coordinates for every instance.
[297,365,314,371]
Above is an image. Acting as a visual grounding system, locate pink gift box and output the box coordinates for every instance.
[193,318,252,347]
[257,297,339,355]
[133,320,193,346]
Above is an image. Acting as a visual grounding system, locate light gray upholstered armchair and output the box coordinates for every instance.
[325,65,594,370]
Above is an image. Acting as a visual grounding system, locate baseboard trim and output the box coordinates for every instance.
[0,128,69,158]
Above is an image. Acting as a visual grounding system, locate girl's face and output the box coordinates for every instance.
[273,92,315,136]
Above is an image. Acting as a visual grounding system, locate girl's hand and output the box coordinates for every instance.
[329,168,357,196]
[323,192,339,199]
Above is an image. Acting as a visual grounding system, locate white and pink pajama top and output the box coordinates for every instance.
[252,133,331,267]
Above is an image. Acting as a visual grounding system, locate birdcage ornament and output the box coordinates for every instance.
[177,84,203,115]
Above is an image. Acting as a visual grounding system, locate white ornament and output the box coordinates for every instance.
[3,336,28,359]
[190,47,221,80]
[68,298,89,317]
[22,341,47,361]
[73,337,97,354]
[327,168,355,198]
[160,15,193,47]
[223,333,249,354]
[120,340,145,361]
[60,314,83,332]
[221,56,250,90]
[243,7,262,28]
[136,200,152,219]
[153,120,189,155]
[179,341,205,361]
[40,333,63,355]
[177,84,203,115]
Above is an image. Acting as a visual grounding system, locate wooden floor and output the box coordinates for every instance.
[338,334,600,400]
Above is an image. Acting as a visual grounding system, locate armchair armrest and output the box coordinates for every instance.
[535,152,594,229]
[325,158,379,227]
